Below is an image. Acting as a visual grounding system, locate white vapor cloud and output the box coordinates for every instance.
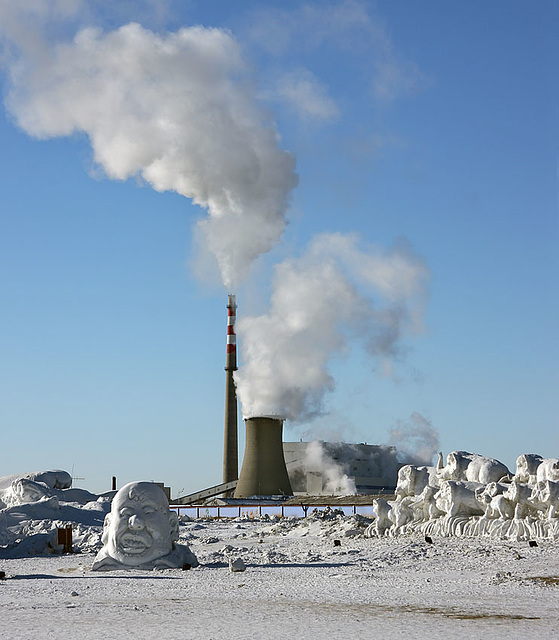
[276,69,339,122]
[305,441,356,495]
[0,10,298,290]
[234,232,430,421]
[246,0,429,111]
[388,412,440,466]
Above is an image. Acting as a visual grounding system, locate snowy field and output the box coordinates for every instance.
[2,513,558,640]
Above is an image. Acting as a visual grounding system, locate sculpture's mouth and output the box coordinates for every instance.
[118,533,152,554]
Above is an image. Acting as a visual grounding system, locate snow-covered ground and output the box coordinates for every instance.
[2,511,558,640]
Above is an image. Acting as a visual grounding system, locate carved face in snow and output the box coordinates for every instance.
[103,482,178,567]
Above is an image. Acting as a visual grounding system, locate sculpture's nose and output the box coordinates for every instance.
[128,514,144,530]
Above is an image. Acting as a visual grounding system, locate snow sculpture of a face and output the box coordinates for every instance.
[103,482,178,567]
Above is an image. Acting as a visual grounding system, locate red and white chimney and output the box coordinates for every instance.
[223,294,238,485]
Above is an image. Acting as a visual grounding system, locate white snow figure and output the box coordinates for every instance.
[0,470,72,493]
[514,454,543,485]
[0,470,73,508]
[536,459,559,484]
[370,498,393,536]
[2,478,51,507]
[366,451,559,542]
[395,464,436,499]
[437,451,510,484]
[502,480,535,519]
[529,481,559,520]
[434,481,485,518]
[92,482,198,571]
[474,482,515,519]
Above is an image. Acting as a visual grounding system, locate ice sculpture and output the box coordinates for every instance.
[530,481,559,519]
[27,470,72,490]
[502,480,534,519]
[434,481,485,517]
[514,454,543,485]
[365,451,559,541]
[436,451,510,484]
[0,470,73,508]
[1,478,52,507]
[536,458,559,483]
[92,481,198,571]
[475,482,514,519]
[395,465,431,498]
[0,470,99,508]
[371,498,393,536]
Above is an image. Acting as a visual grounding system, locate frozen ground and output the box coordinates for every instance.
[1,513,558,639]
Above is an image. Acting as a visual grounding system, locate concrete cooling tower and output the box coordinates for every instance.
[234,416,293,498]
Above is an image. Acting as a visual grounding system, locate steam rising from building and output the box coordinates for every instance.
[284,440,404,495]
[235,233,430,421]
[0,14,297,289]
[388,411,440,466]
[300,441,357,494]
[1,6,436,496]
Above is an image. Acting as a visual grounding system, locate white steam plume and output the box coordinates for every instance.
[305,441,356,495]
[301,441,402,495]
[1,14,297,289]
[234,232,430,420]
[388,412,440,466]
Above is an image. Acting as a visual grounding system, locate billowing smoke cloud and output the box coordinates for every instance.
[293,440,403,495]
[388,411,440,466]
[234,232,430,420]
[0,9,297,289]
[304,441,357,495]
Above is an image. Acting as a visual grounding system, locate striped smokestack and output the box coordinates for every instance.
[223,294,238,485]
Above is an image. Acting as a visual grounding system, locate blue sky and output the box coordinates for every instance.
[0,1,557,495]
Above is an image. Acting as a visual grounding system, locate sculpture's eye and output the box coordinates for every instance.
[120,508,134,518]
[143,506,155,515]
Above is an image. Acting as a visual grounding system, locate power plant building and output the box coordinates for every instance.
[283,442,400,495]
[218,293,398,500]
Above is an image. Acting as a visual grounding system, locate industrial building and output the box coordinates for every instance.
[284,441,400,495]
[175,295,401,504]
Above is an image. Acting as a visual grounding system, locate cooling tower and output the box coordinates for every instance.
[234,416,293,498]
[223,294,238,486]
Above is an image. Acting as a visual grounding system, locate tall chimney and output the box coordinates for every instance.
[223,294,238,485]
[234,416,293,498]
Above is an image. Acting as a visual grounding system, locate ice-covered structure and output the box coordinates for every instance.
[0,470,70,506]
[436,451,510,484]
[365,451,559,541]
[92,482,198,571]
[0,469,110,557]
[0,469,73,491]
